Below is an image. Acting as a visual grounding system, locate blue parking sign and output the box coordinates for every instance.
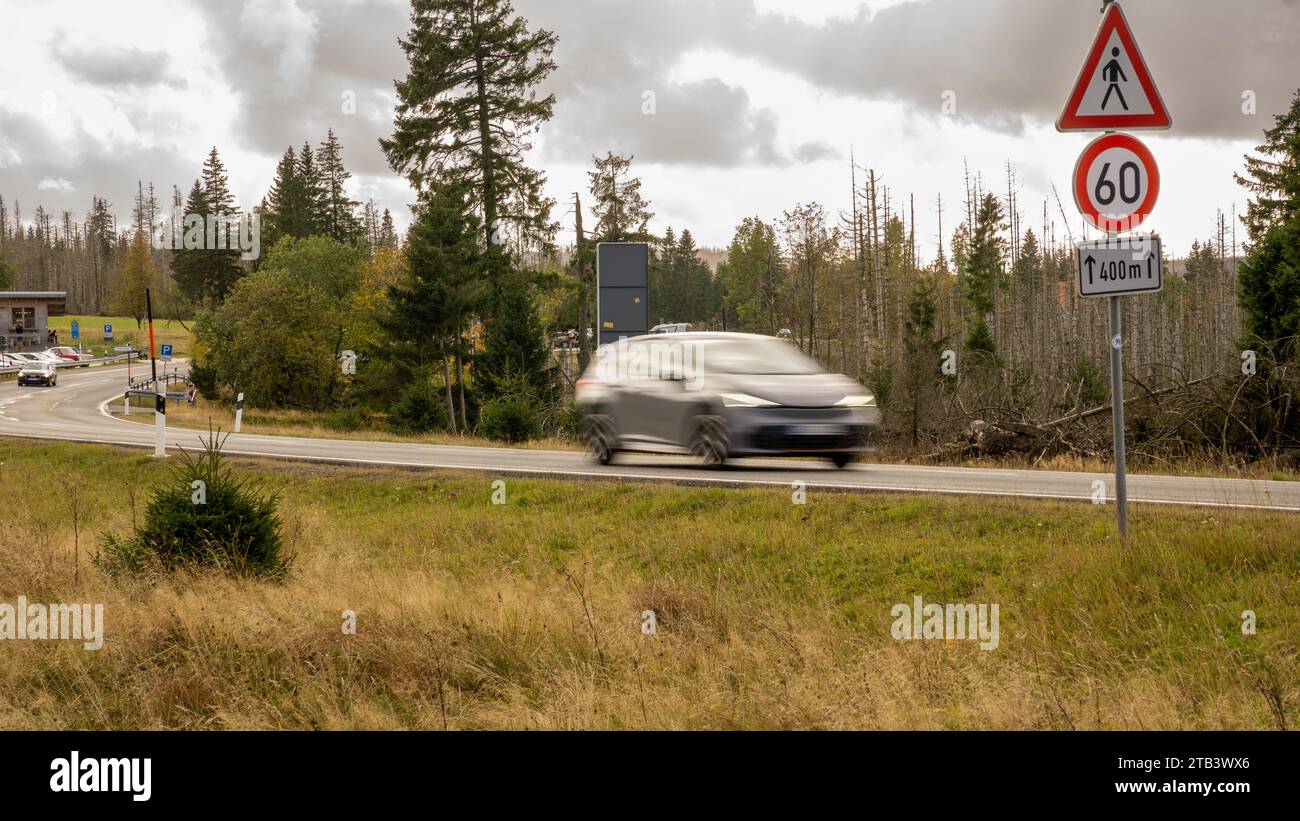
[160,344,173,361]
[71,320,79,340]
[104,323,113,340]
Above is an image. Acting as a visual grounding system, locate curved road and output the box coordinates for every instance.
[2,364,1298,512]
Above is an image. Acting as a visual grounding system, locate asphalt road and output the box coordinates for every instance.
[2,363,1298,512]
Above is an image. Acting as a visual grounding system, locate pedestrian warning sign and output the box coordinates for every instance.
[1057,1,1171,132]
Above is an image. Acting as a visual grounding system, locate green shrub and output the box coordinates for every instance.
[188,359,219,399]
[96,432,291,579]
[548,398,583,440]
[478,393,542,443]
[326,405,369,432]
[389,377,449,434]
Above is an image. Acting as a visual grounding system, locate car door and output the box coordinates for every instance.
[611,340,681,446]
[638,340,686,445]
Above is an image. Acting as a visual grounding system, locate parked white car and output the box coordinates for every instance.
[4,352,47,365]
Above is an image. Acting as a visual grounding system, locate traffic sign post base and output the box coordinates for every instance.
[1109,295,1129,540]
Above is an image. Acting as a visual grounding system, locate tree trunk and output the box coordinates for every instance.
[440,337,457,434]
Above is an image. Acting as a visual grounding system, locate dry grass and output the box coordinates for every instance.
[109,398,580,452]
[0,439,1295,730]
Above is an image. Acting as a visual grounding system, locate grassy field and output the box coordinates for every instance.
[0,437,1295,730]
[46,315,194,358]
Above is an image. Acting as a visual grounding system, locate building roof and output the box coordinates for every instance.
[0,291,69,299]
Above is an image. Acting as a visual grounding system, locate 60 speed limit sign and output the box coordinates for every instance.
[1073,132,1160,233]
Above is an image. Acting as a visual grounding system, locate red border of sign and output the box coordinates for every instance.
[1073,133,1160,233]
[1057,2,1171,132]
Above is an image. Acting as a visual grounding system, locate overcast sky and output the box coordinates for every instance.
[1,0,1297,260]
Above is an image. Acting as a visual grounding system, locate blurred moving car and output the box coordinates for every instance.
[576,332,880,468]
[17,361,57,387]
[45,346,83,361]
[650,323,691,334]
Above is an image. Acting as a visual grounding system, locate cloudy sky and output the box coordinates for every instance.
[1,0,1297,260]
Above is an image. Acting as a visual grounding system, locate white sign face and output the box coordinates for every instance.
[1057,2,1171,131]
[1073,133,1160,233]
[1076,234,1162,297]
[1075,31,1153,118]
[339,350,357,375]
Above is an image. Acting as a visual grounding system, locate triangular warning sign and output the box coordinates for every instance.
[1057,2,1171,132]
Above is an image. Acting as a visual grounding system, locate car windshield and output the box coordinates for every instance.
[692,339,825,375]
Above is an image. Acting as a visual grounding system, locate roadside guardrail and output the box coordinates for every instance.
[0,351,146,376]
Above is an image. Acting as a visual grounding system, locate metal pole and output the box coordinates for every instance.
[1108,293,1128,539]
[145,288,158,385]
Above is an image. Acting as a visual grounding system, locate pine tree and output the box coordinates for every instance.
[900,273,945,447]
[1236,89,1300,351]
[384,181,482,430]
[296,141,326,236]
[962,192,1006,356]
[171,180,209,304]
[649,227,678,322]
[172,157,244,307]
[382,0,559,270]
[588,152,653,242]
[201,147,237,216]
[720,217,782,335]
[476,267,551,401]
[318,129,361,244]
[261,146,299,252]
[378,209,398,248]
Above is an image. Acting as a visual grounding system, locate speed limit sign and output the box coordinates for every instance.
[1073,132,1159,233]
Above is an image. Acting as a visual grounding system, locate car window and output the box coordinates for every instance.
[692,339,825,375]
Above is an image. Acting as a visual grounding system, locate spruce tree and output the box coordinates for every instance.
[170,180,209,304]
[384,182,482,428]
[962,192,1006,356]
[296,141,326,236]
[261,146,299,252]
[476,267,551,401]
[588,151,652,242]
[1236,89,1300,352]
[382,0,558,271]
[379,209,398,248]
[318,129,361,244]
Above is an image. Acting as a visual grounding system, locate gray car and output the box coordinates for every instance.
[576,332,881,468]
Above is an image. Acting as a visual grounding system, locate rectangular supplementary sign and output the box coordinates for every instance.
[1075,234,1162,297]
[596,242,649,347]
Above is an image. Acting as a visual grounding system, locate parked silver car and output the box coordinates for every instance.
[576,332,881,467]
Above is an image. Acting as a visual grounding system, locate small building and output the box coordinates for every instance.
[0,291,67,351]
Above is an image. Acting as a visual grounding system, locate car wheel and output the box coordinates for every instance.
[829,453,853,469]
[583,413,617,465]
[688,414,729,467]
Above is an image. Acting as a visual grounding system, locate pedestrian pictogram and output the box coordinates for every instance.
[1057,1,1171,132]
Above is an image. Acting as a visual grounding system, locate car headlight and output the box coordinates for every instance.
[720,393,779,408]
[834,394,876,407]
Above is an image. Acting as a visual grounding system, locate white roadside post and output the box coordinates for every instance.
[1058,0,1171,540]
[235,392,245,433]
[154,393,166,458]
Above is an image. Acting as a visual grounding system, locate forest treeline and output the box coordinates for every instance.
[0,0,1296,466]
